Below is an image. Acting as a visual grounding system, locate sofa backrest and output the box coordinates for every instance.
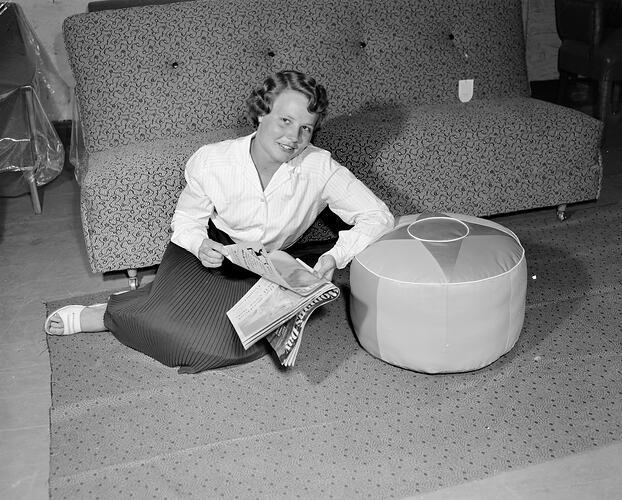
[64,0,530,153]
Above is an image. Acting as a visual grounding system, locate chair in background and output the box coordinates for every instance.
[0,2,68,213]
[555,0,622,121]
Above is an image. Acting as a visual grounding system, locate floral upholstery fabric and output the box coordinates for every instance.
[63,0,603,273]
[315,98,602,217]
[81,100,602,273]
[81,128,251,271]
[64,0,529,153]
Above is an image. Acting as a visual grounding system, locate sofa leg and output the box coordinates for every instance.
[556,204,567,221]
[127,268,139,289]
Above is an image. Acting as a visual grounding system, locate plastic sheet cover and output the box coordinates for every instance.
[0,2,70,197]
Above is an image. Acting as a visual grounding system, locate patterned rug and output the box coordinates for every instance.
[46,205,622,499]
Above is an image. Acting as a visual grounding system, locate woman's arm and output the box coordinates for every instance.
[170,147,216,258]
[319,161,395,269]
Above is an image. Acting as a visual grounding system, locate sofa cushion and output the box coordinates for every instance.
[81,97,602,273]
[80,128,252,271]
[315,98,603,217]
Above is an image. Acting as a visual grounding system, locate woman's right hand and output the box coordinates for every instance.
[198,238,228,268]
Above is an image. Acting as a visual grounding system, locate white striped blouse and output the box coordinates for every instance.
[171,133,394,269]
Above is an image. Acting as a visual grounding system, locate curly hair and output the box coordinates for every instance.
[246,70,329,131]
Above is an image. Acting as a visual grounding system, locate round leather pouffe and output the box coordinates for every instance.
[350,212,527,373]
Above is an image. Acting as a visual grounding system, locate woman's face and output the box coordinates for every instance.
[251,89,318,169]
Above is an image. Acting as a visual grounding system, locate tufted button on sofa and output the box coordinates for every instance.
[63,0,603,280]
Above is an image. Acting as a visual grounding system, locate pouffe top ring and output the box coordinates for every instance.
[407,216,470,242]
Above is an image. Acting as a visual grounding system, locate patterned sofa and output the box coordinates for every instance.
[63,0,603,281]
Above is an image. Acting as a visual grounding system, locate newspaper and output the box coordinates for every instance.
[225,242,340,366]
[224,241,329,296]
[264,287,340,366]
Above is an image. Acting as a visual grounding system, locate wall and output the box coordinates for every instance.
[15,0,89,119]
[17,0,87,88]
[12,0,561,121]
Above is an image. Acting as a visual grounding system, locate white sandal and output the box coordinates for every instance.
[44,303,106,336]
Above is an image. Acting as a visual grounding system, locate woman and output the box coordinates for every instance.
[45,70,394,373]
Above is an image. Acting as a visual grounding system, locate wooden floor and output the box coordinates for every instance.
[0,107,620,499]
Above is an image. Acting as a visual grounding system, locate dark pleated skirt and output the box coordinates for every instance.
[103,223,333,374]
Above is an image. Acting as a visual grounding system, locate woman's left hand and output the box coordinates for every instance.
[313,254,337,281]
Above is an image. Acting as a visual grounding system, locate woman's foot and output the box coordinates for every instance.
[45,303,107,335]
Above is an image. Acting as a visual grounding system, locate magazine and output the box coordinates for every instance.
[225,242,340,366]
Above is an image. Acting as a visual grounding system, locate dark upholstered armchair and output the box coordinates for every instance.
[556,0,622,120]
